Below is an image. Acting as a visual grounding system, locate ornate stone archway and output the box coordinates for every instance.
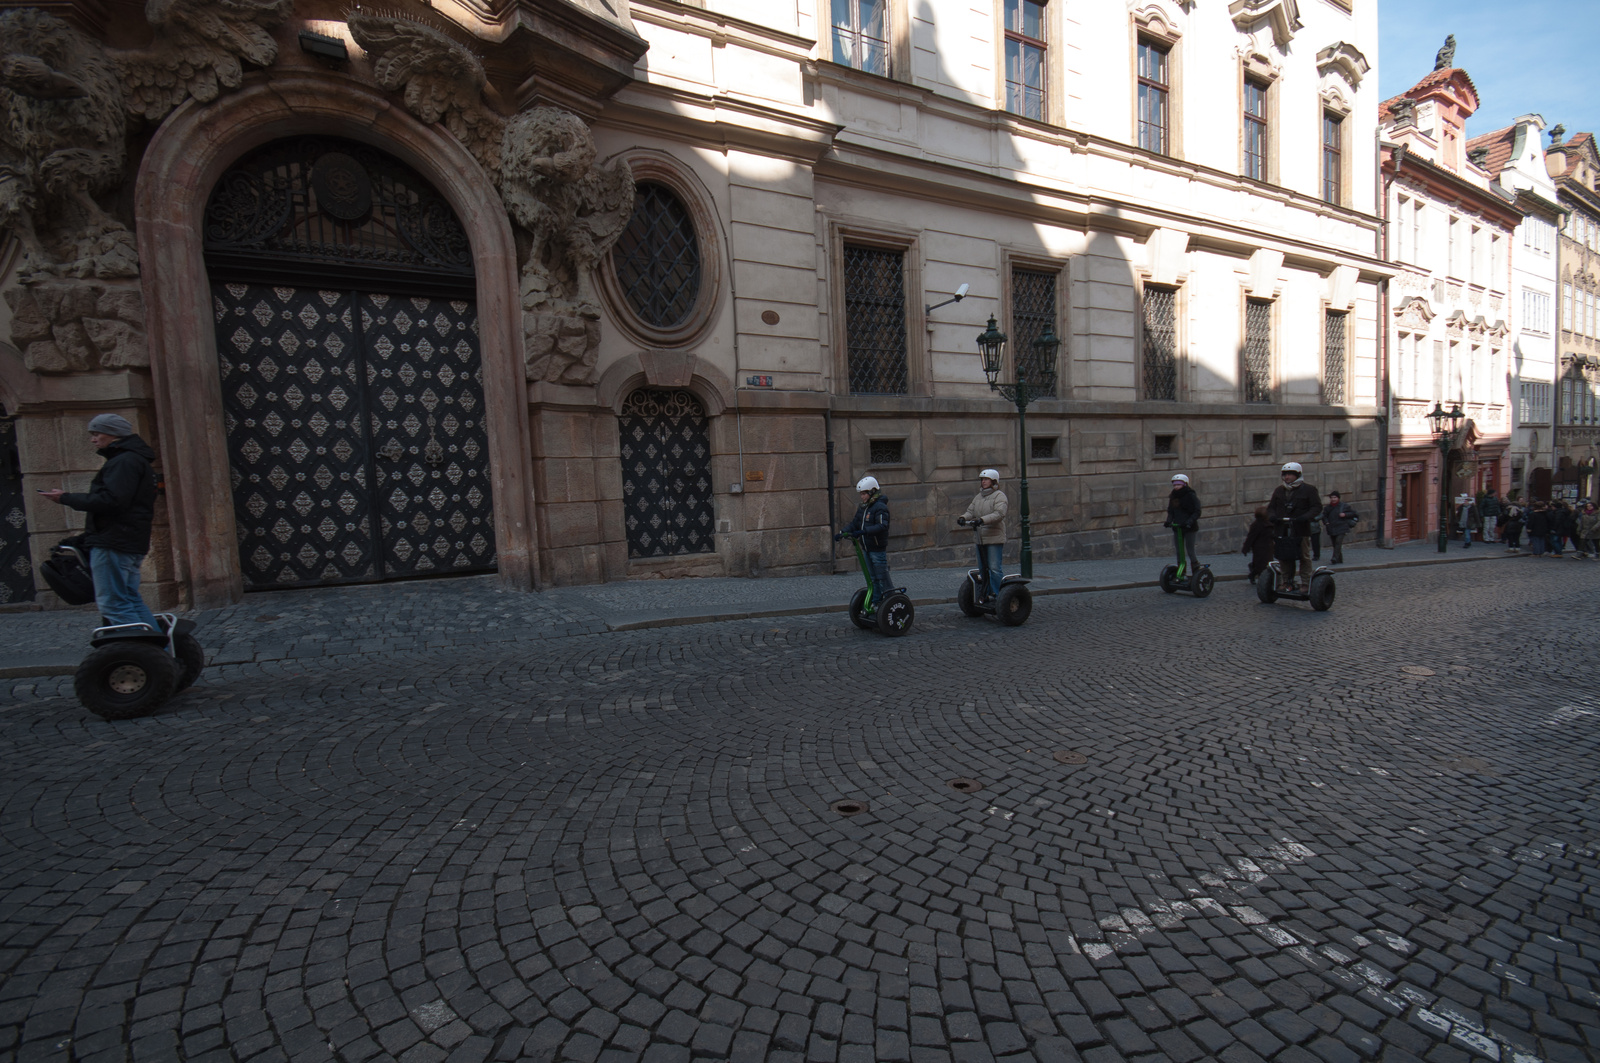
[135,76,536,607]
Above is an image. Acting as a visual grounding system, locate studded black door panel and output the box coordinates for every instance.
[359,293,495,579]
[0,412,36,603]
[212,284,495,588]
[619,388,715,559]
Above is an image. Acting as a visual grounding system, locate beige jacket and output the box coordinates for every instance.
[961,487,1009,544]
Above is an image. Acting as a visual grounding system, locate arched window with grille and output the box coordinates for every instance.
[612,182,702,330]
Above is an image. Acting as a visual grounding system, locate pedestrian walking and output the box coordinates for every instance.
[1455,494,1475,548]
[958,469,1008,600]
[1164,474,1202,579]
[1554,501,1577,558]
[1267,463,1320,592]
[1576,502,1600,559]
[1319,492,1359,565]
[1502,499,1524,552]
[1479,493,1501,544]
[1526,501,1550,557]
[1241,506,1273,582]
[36,414,162,629]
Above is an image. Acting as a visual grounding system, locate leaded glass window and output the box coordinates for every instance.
[843,245,908,395]
[1244,298,1273,403]
[1012,267,1058,396]
[612,182,702,329]
[1142,285,1177,401]
[1323,310,1347,404]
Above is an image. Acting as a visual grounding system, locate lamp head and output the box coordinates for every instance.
[1427,401,1448,434]
[1032,322,1061,362]
[954,283,969,301]
[975,316,1006,386]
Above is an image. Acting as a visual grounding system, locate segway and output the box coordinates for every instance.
[954,519,1032,626]
[1255,521,1335,611]
[1158,527,1213,598]
[841,532,914,636]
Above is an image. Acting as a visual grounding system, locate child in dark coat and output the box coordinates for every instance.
[1241,506,1273,581]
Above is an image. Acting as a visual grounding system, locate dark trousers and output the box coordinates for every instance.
[866,549,891,601]
[1310,527,1322,560]
[1328,533,1346,564]
[1504,524,1523,548]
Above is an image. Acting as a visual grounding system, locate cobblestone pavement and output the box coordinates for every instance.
[2,561,1597,1063]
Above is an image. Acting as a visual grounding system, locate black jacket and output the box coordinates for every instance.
[842,493,890,551]
[1166,485,1201,530]
[1267,479,1321,537]
[1526,508,1552,537]
[1320,501,1359,537]
[1479,496,1502,518]
[59,434,157,555]
[1556,507,1577,536]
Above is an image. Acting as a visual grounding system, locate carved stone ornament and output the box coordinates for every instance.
[1394,296,1435,331]
[5,279,146,372]
[1228,0,1300,47]
[115,0,293,124]
[351,14,636,385]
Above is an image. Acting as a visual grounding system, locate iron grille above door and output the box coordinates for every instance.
[212,283,496,588]
[619,389,715,559]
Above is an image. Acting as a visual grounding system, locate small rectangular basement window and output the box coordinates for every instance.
[869,439,905,465]
[1031,437,1057,460]
[1251,432,1272,454]
[1154,434,1176,456]
[1330,431,1348,451]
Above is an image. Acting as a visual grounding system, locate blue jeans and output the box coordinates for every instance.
[1527,535,1545,556]
[91,548,159,629]
[866,550,891,603]
[978,543,1003,599]
[1460,525,1472,546]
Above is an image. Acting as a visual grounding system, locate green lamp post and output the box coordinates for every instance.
[1428,401,1464,553]
[976,316,1059,578]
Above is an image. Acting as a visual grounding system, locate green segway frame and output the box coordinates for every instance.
[843,533,914,636]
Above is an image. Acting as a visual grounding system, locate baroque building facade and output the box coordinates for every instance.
[1378,57,1517,545]
[0,0,1384,609]
[1546,130,1600,502]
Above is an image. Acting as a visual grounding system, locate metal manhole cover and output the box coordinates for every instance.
[829,800,868,817]
[1401,666,1435,676]
[1437,756,1493,773]
[947,778,983,793]
[1053,750,1087,765]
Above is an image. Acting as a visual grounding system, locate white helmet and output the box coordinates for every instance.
[1280,462,1302,475]
[980,469,1000,483]
[856,476,879,492]
[1170,473,1190,485]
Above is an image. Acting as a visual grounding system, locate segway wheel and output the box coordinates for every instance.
[1159,565,1178,594]
[173,631,205,693]
[75,643,178,720]
[1255,569,1279,604]
[957,579,984,617]
[876,592,914,636]
[1192,568,1215,599]
[848,588,874,630]
[1309,573,1336,612]
[996,584,1032,627]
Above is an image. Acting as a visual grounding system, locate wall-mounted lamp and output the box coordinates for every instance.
[925,283,969,317]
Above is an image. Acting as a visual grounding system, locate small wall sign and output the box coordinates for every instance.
[746,374,773,388]
[745,470,765,482]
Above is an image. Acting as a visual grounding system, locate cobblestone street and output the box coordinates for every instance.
[2,560,1598,1063]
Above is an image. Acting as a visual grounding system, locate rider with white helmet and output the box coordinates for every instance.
[957,468,1009,600]
[1267,462,1321,591]
[837,475,892,601]
[1164,473,1202,579]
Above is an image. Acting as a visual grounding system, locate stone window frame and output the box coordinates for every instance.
[597,151,725,351]
[1320,304,1351,406]
[1241,289,1279,404]
[1319,88,1353,208]
[1238,50,1282,186]
[1136,275,1186,402]
[997,0,1053,124]
[1131,6,1184,159]
[828,220,926,398]
[1002,249,1069,397]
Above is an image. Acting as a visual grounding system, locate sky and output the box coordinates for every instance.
[1378,0,1600,141]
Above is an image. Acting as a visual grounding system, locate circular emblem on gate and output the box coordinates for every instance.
[310,153,373,221]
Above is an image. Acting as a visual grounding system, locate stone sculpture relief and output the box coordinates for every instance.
[1,0,289,372]
[349,14,635,385]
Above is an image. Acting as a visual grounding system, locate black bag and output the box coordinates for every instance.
[40,545,95,605]
[1273,534,1302,562]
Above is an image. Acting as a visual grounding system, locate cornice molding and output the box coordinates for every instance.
[1228,0,1300,46]
[1316,41,1369,87]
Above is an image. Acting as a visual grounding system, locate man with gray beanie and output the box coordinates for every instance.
[38,414,161,628]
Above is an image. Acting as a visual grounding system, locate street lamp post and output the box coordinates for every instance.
[975,316,1059,578]
[1428,401,1464,554]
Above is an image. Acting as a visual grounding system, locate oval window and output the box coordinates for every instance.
[612,181,702,328]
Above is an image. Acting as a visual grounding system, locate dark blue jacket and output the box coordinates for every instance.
[843,494,890,550]
[59,434,158,556]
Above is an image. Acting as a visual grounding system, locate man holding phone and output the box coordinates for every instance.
[37,414,161,628]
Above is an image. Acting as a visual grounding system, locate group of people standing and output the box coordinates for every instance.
[1462,495,1600,558]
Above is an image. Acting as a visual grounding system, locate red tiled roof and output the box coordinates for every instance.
[1380,67,1480,122]
[1466,125,1515,176]
[1551,133,1595,177]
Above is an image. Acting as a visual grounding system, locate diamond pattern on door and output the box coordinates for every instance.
[619,388,715,559]
[213,283,495,588]
[0,411,36,604]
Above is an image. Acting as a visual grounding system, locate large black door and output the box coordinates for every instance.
[204,136,495,589]
[0,410,36,603]
[619,388,715,558]
[213,284,495,588]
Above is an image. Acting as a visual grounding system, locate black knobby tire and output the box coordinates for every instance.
[1310,573,1336,611]
[1255,569,1279,604]
[876,593,914,636]
[848,588,874,630]
[75,643,178,720]
[996,585,1032,627]
[1192,569,1215,599]
[172,631,205,693]
[1159,565,1178,594]
[957,579,984,617]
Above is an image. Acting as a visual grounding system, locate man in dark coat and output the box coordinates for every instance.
[1320,492,1359,565]
[38,414,161,628]
[1266,462,1320,590]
